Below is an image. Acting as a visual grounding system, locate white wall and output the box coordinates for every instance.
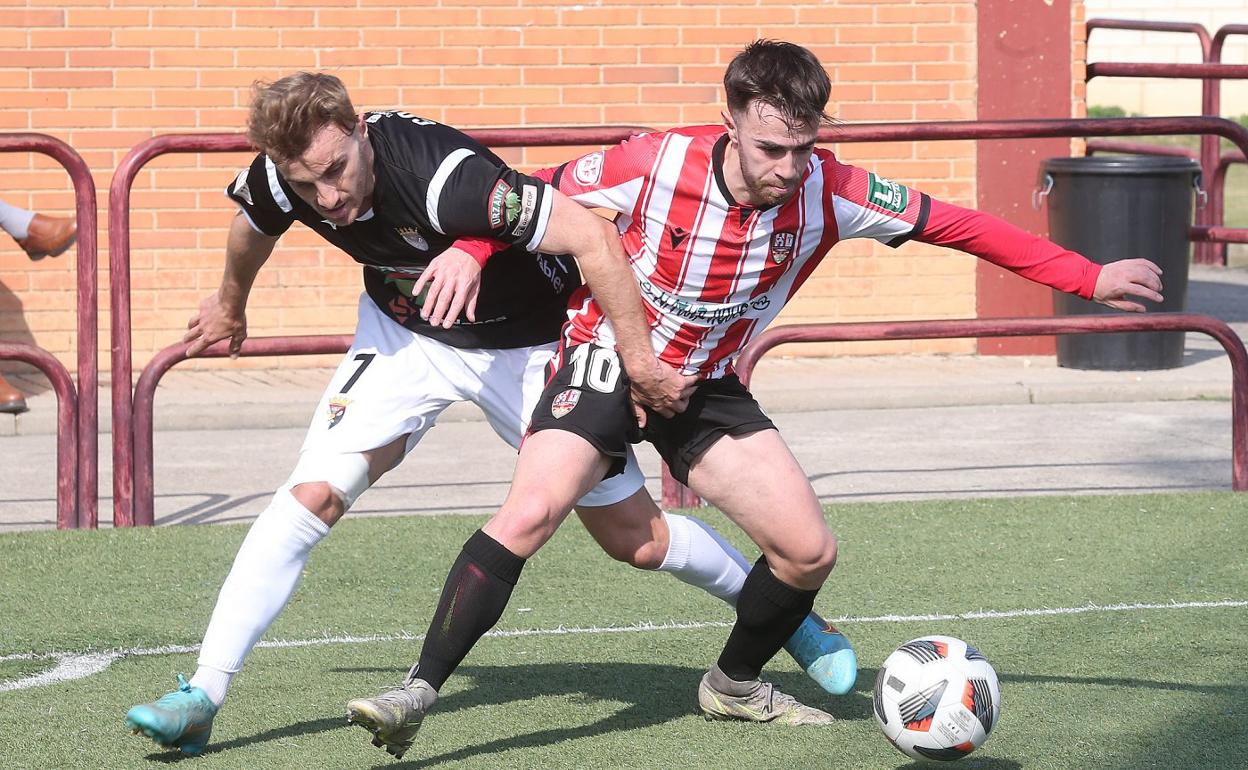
[1084,1,1248,116]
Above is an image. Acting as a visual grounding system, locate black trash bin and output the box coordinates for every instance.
[1041,155,1198,370]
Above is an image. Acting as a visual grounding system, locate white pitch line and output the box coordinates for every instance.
[1,599,1244,693]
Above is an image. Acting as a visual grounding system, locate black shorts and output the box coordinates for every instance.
[528,342,775,485]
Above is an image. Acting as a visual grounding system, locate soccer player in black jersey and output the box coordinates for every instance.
[124,72,853,757]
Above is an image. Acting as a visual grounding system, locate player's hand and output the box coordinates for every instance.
[412,247,482,329]
[627,359,698,419]
[183,290,247,358]
[1092,258,1164,312]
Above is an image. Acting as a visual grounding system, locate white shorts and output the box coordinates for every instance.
[300,295,644,507]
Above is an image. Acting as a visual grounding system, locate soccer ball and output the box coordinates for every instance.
[872,635,1001,762]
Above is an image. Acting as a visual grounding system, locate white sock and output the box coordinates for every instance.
[0,199,34,240]
[190,488,330,707]
[657,512,751,607]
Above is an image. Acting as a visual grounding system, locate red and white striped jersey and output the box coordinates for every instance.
[538,126,1101,378]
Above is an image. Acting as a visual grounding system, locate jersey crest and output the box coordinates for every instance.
[770,231,795,263]
[396,226,429,251]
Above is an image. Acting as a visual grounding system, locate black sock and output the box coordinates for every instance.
[416,530,525,690]
[716,556,819,682]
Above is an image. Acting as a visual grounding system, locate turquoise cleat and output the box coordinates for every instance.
[783,614,858,696]
[125,674,218,756]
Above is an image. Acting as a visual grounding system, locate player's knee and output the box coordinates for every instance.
[489,497,565,556]
[578,509,667,569]
[286,449,372,522]
[772,530,838,585]
[290,482,345,525]
[599,532,667,569]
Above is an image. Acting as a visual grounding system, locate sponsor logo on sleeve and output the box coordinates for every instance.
[396,226,429,251]
[505,189,521,225]
[328,395,352,428]
[669,225,690,249]
[488,180,513,229]
[866,172,909,214]
[551,388,581,418]
[511,184,538,236]
[573,151,605,186]
[232,169,253,206]
[769,231,795,263]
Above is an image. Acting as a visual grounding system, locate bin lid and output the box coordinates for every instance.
[1043,155,1200,175]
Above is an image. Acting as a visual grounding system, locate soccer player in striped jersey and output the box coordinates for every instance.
[346,40,1164,757]
[123,71,851,758]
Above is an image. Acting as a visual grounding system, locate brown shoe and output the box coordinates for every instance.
[17,213,76,261]
[0,373,27,414]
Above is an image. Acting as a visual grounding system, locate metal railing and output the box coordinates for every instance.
[109,120,1248,520]
[658,116,1248,507]
[1086,19,1248,263]
[111,127,652,526]
[0,343,78,528]
[0,133,98,528]
[132,335,351,526]
[732,314,1248,490]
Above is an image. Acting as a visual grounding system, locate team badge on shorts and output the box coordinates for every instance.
[328,396,352,429]
[551,388,581,419]
[770,231,795,263]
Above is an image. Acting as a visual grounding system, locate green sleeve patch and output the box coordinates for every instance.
[866,172,909,214]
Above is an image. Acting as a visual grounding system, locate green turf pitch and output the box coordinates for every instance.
[1,492,1245,769]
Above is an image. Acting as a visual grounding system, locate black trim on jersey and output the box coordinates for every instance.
[711,134,738,207]
[551,161,569,189]
[709,132,783,214]
[885,192,931,249]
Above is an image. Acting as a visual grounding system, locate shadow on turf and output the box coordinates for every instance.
[138,664,1240,767]
[141,717,349,763]
[352,662,872,769]
[152,661,872,767]
[1001,670,1248,695]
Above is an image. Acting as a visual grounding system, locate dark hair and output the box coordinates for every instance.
[724,40,832,128]
[247,72,357,162]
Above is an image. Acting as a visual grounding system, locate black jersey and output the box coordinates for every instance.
[224,111,582,348]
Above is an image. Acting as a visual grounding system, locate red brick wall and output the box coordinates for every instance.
[0,1,1080,372]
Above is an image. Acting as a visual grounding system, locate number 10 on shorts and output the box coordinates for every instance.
[568,344,621,393]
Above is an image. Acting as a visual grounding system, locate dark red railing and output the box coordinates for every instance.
[687,314,1247,505]
[132,335,351,527]
[821,116,1248,158]
[0,133,97,528]
[1086,19,1248,265]
[0,342,78,529]
[114,121,1248,520]
[111,127,652,526]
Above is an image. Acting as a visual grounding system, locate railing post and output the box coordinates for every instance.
[0,133,98,529]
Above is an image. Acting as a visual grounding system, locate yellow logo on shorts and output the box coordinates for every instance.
[551,388,580,419]
[328,396,352,429]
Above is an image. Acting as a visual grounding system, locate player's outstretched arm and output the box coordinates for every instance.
[914,198,1165,309]
[537,192,696,416]
[183,211,279,358]
[1092,258,1164,312]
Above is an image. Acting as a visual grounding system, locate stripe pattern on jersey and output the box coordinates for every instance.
[549,129,927,378]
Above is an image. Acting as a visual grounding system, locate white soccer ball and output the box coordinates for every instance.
[872,635,1002,762]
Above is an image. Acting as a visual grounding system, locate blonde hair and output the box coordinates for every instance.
[247,72,357,162]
